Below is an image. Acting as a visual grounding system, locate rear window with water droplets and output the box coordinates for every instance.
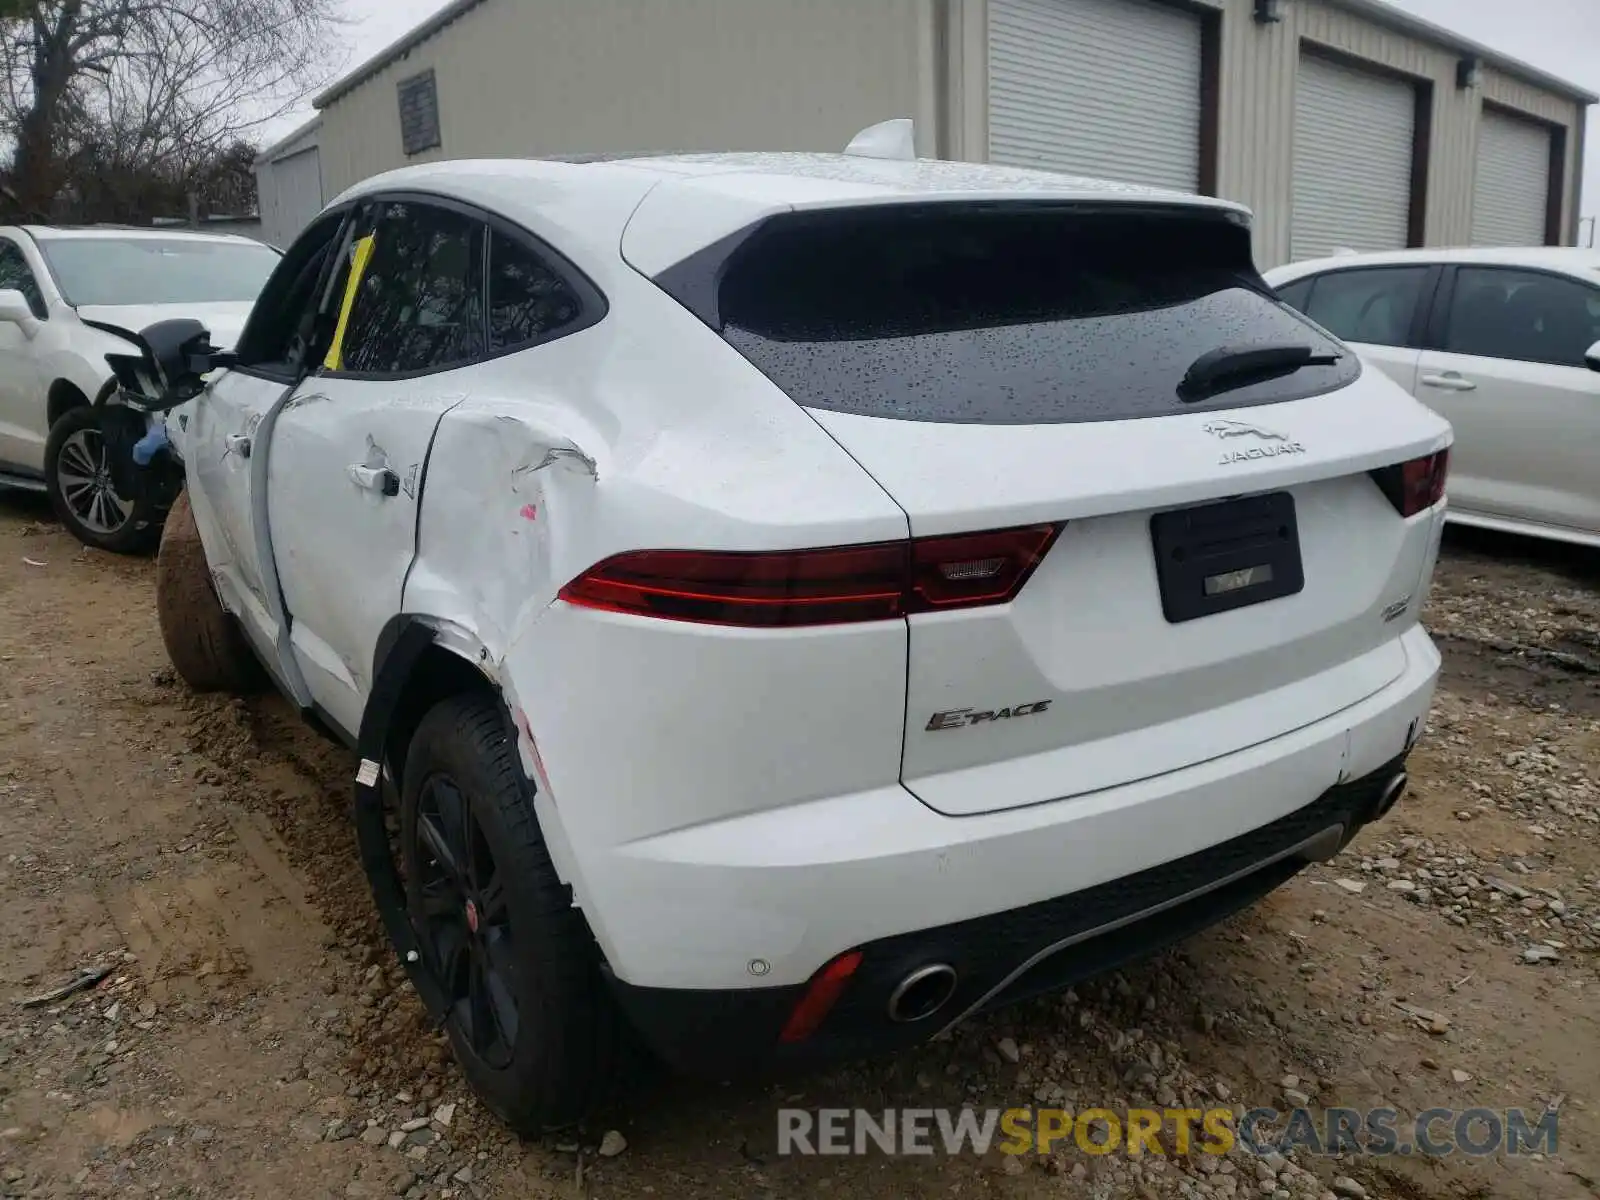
[680,204,1358,424]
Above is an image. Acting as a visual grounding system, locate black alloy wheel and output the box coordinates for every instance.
[396,694,621,1132]
[410,772,521,1069]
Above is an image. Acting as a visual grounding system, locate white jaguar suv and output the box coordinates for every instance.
[118,136,1451,1132]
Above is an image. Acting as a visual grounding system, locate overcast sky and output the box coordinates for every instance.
[281,0,1598,237]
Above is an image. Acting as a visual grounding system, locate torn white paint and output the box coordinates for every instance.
[515,444,597,481]
[404,398,605,662]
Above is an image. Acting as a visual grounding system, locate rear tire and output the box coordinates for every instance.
[45,406,164,555]
[156,490,262,694]
[400,694,619,1133]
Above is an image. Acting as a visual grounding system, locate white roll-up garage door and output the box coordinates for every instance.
[1471,109,1550,247]
[1291,53,1415,262]
[260,146,323,250]
[988,0,1201,191]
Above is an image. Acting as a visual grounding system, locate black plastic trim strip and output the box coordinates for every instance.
[79,316,140,345]
[1407,264,1445,349]
[354,620,451,1022]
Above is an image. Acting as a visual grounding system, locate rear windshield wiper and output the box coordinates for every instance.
[1179,343,1341,402]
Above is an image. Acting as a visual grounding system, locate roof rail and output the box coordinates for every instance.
[537,151,676,164]
[28,222,146,231]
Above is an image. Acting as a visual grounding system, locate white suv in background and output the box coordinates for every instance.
[114,147,1450,1133]
[1266,247,1600,548]
[0,226,280,551]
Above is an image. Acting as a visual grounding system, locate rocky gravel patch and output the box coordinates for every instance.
[3,507,1598,1199]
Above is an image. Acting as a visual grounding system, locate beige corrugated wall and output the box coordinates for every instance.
[941,0,1585,269]
[317,0,923,198]
[1212,0,1583,266]
[318,0,1585,269]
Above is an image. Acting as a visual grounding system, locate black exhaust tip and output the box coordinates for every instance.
[1372,771,1408,821]
[887,964,958,1023]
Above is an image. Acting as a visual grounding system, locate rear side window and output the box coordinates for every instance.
[1443,267,1600,368]
[1299,266,1428,349]
[664,205,1357,424]
[1274,277,1313,312]
[488,230,585,352]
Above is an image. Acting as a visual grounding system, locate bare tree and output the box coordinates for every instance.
[53,136,258,225]
[0,0,341,219]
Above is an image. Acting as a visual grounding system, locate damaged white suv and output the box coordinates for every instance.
[117,140,1451,1133]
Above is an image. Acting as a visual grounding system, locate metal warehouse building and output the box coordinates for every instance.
[262,0,1594,268]
[254,114,324,248]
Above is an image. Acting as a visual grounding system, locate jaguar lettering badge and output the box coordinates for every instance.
[927,701,1053,731]
[1204,419,1306,466]
[1218,444,1307,465]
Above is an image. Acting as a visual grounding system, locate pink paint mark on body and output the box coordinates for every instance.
[519,504,538,521]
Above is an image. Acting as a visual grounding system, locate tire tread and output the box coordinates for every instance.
[155,491,262,694]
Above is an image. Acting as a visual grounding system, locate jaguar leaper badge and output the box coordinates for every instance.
[1204,419,1307,465]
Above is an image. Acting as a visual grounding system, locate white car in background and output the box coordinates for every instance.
[111,146,1450,1132]
[0,226,280,551]
[1266,247,1600,549]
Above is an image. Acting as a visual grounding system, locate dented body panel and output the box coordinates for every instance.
[404,267,909,660]
[402,272,912,977]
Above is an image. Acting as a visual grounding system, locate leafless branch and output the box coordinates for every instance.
[1,0,344,219]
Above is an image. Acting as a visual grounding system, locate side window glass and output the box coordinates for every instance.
[1302,267,1428,348]
[488,231,584,352]
[0,243,27,292]
[338,202,485,375]
[0,241,47,319]
[236,212,347,370]
[1444,267,1600,368]
[1274,277,1314,313]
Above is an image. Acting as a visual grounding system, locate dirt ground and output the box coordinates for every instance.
[1,489,1596,1200]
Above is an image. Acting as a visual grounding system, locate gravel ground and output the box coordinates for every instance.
[1,493,1596,1200]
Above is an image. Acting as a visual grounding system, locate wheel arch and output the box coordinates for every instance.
[46,378,95,427]
[372,615,502,792]
[354,618,484,1023]
[353,615,562,1026]
[39,340,118,421]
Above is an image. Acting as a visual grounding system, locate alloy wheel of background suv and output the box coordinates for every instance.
[44,406,164,554]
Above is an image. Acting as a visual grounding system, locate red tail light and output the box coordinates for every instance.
[910,526,1062,610]
[559,524,1061,627]
[1372,449,1449,518]
[779,950,862,1044]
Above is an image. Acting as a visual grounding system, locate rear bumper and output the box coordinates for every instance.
[564,625,1437,998]
[610,750,1411,1078]
[571,625,1440,1073]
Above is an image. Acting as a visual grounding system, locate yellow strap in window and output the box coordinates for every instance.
[323,233,376,371]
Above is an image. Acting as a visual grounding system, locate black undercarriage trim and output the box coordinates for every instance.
[609,754,1408,1078]
[354,620,452,1022]
[0,462,47,491]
